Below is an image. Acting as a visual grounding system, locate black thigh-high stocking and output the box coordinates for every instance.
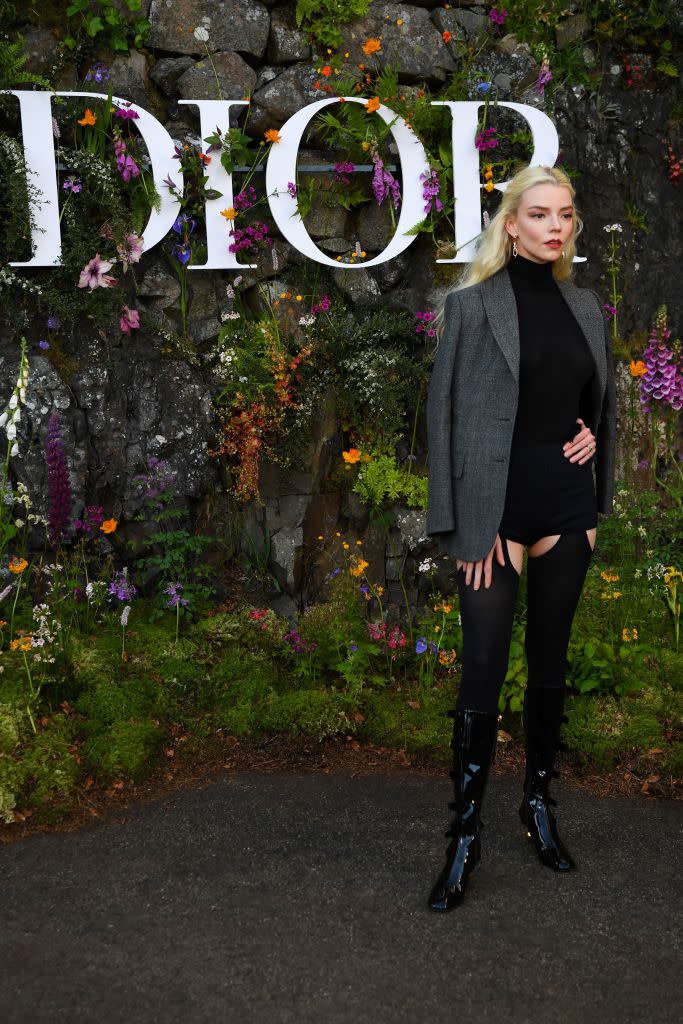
[525,530,593,691]
[455,538,521,714]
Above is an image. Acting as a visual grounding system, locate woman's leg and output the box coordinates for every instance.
[454,536,522,714]
[520,528,596,870]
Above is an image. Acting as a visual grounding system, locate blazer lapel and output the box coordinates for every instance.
[482,266,607,400]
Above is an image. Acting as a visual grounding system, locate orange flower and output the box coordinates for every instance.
[365,96,380,113]
[320,65,332,77]
[629,359,647,377]
[343,448,362,464]
[362,38,381,55]
[78,109,97,126]
[442,30,452,43]
[484,169,493,180]
[264,128,281,144]
[100,519,118,534]
[199,153,211,164]
[220,207,236,220]
[485,181,494,192]
[8,557,28,574]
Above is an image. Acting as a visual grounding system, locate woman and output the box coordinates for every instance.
[425,165,616,912]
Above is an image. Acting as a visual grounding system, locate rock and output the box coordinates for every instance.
[148,0,270,58]
[251,63,320,128]
[555,13,591,49]
[433,7,487,42]
[493,72,512,97]
[138,261,182,310]
[104,50,150,107]
[176,51,258,101]
[150,57,195,96]
[331,267,382,305]
[395,508,428,550]
[270,526,303,591]
[339,3,455,85]
[267,7,311,63]
[318,237,354,254]
[304,200,349,240]
[21,28,77,89]
[495,33,532,58]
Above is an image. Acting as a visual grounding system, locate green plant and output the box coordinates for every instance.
[353,450,428,510]
[64,0,150,54]
[0,35,52,91]
[567,635,649,697]
[295,0,372,49]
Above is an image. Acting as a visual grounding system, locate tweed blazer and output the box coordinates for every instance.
[426,265,617,563]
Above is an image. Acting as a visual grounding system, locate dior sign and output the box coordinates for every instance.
[6,90,560,268]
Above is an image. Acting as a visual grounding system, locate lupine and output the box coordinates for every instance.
[46,410,73,547]
[639,307,683,412]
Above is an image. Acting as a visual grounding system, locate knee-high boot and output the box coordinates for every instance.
[428,708,499,912]
[519,686,576,871]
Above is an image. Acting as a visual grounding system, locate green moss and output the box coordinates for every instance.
[83,719,165,782]
[260,690,357,741]
[74,675,161,725]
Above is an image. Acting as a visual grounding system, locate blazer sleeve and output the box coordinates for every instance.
[426,292,461,535]
[587,288,617,516]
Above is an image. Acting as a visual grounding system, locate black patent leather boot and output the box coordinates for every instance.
[428,708,499,912]
[519,687,576,872]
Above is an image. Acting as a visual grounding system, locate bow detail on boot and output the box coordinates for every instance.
[519,687,576,872]
[428,708,499,912]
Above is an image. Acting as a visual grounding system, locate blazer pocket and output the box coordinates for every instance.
[454,449,466,479]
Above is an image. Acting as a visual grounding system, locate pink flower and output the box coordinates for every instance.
[119,306,140,334]
[78,254,117,290]
[117,233,144,270]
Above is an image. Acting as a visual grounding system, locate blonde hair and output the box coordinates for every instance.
[433,164,583,339]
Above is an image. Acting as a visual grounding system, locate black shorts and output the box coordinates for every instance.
[498,438,598,547]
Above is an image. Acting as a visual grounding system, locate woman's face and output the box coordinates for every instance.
[505,183,575,264]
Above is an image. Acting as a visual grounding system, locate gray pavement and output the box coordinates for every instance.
[2,770,681,1024]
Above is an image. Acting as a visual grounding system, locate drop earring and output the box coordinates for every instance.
[512,236,518,258]
[561,249,566,258]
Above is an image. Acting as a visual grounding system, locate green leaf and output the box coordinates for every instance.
[86,15,105,36]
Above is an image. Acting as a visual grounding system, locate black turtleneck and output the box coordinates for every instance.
[507,253,596,444]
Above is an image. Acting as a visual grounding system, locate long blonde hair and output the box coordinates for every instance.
[433,165,583,339]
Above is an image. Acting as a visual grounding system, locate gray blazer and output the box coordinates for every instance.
[426,265,617,562]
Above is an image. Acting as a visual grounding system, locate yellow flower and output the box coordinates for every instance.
[350,559,369,577]
[356,540,363,545]
[485,181,494,192]
[78,109,97,126]
[613,591,622,599]
[434,625,440,632]
[397,18,404,25]
[335,531,341,537]
[600,571,620,583]
[295,294,302,301]
[342,448,362,464]
[442,604,452,613]
[439,649,457,665]
[317,534,324,540]
[264,128,281,143]
[362,38,381,55]
[376,586,384,595]
[100,518,117,534]
[629,359,647,377]
[343,542,350,550]
[8,557,28,574]
[220,208,237,220]
[361,141,371,151]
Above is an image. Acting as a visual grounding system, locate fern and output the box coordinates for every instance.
[0,36,53,91]
[296,0,373,49]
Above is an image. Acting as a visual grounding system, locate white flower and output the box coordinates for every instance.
[603,223,623,233]
[193,26,209,42]
[121,605,131,626]
[299,315,315,326]
[418,557,437,573]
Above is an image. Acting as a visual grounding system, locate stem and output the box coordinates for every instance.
[407,379,425,475]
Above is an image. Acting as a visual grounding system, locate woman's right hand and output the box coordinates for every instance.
[456,534,506,590]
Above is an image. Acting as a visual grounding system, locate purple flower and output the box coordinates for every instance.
[420,169,444,216]
[638,308,683,412]
[46,410,72,547]
[114,105,140,120]
[488,7,507,28]
[287,181,298,198]
[228,223,272,254]
[164,582,189,608]
[108,569,137,603]
[78,254,116,290]
[603,303,617,318]
[171,242,192,265]
[47,316,59,330]
[234,186,257,212]
[334,161,355,185]
[38,339,50,350]
[350,643,358,653]
[311,294,331,316]
[75,505,105,534]
[415,310,436,337]
[371,152,401,209]
[476,82,493,93]
[172,213,196,235]
[63,177,82,193]
[132,457,178,506]
[359,584,369,593]
[415,637,428,655]
[113,138,139,182]
[475,126,498,151]
[536,65,553,95]
[85,63,110,83]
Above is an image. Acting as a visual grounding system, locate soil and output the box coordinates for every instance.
[1,729,679,846]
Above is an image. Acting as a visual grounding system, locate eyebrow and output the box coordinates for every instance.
[527,205,574,211]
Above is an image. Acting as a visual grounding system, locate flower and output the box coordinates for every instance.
[119,306,140,334]
[475,126,498,151]
[114,105,140,120]
[199,152,211,164]
[371,152,401,208]
[439,648,457,665]
[630,359,647,377]
[193,25,209,42]
[420,169,444,216]
[62,176,82,193]
[365,96,380,113]
[320,65,332,77]
[603,223,623,232]
[488,7,507,27]
[442,30,452,43]
[415,310,437,337]
[78,254,117,290]
[220,207,236,220]
[415,636,428,654]
[264,128,281,144]
[362,38,381,55]
[117,233,144,270]
[78,109,97,126]
[476,82,493,94]
[536,61,553,95]
[85,63,110,83]
[172,213,196,235]
[47,316,59,331]
[350,559,369,578]
[171,242,192,265]
[287,182,298,198]
[343,448,362,464]
[8,557,28,574]
[113,138,139,182]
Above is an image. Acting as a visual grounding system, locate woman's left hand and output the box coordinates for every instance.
[563,418,597,464]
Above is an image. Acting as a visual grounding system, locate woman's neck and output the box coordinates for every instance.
[507,252,556,287]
